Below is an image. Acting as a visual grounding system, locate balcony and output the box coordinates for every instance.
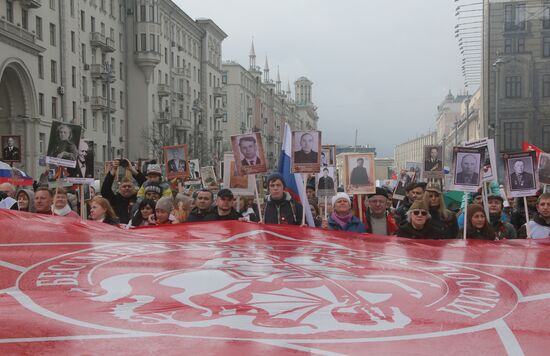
[155,111,171,124]
[174,118,192,131]
[90,32,115,52]
[214,130,224,141]
[157,84,171,97]
[172,67,186,76]
[0,17,45,55]
[134,51,161,67]
[90,64,116,81]
[214,108,226,118]
[90,96,116,112]
[213,86,224,98]
[20,0,42,8]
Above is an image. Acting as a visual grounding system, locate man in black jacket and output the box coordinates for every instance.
[204,189,242,221]
[187,189,214,222]
[101,159,146,224]
[263,173,303,225]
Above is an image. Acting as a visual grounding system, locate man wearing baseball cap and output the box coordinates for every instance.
[364,187,397,236]
[204,189,242,221]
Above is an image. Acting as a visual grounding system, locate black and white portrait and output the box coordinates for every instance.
[46,121,81,167]
[455,153,481,186]
[1,135,21,162]
[291,130,321,173]
[538,153,550,185]
[231,133,267,175]
[393,171,416,200]
[344,153,375,195]
[316,166,336,197]
[321,145,336,167]
[464,138,497,182]
[423,145,444,179]
[405,162,422,183]
[189,159,200,180]
[163,144,189,179]
[67,140,94,179]
[504,151,538,198]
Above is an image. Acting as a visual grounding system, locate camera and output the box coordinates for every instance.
[119,158,129,168]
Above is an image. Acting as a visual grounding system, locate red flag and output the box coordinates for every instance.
[1,210,550,354]
[523,141,544,161]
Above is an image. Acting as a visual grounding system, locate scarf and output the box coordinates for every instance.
[52,204,73,216]
[331,211,353,229]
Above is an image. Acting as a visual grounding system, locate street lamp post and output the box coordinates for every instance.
[465,96,471,142]
[101,62,114,161]
[493,58,504,153]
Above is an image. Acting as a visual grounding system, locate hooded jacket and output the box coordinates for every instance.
[16,189,35,212]
[518,213,550,239]
[264,192,303,225]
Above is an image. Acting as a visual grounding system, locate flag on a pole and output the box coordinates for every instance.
[278,123,315,226]
[522,141,544,161]
[0,160,33,186]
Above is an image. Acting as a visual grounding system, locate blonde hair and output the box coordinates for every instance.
[422,191,449,220]
[90,196,118,220]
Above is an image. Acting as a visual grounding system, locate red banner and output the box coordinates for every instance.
[1,210,550,354]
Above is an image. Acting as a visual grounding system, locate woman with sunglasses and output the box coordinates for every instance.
[423,183,458,239]
[459,204,495,240]
[396,201,437,239]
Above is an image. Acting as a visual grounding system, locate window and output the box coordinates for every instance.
[140,34,146,51]
[91,16,96,32]
[543,75,550,97]
[49,0,55,10]
[517,38,525,53]
[505,76,522,98]
[70,31,75,52]
[36,16,43,40]
[150,5,155,22]
[82,76,87,96]
[102,145,106,161]
[102,114,107,133]
[140,5,146,21]
[80,11,85,31]
[50,60,57,83]
[544,37,550,58]
[81,43,86,63]
[51,97,57,118]
[70,0,75,17]
[38,93,44,116]
[49,23,56,46]
[101,22,105,35]
[71,66,76,88]
[503,122,523,151]
[544,3,550,29]
[119,62,123,80]
[82,109,87,129]
[543,126,550,151]
[120,90,124,108]
[100,0,105,12]
[39,133,45,154]
[150,34,155,51]
[93,112,98,131]
[6,0,13,22]
[112,117,116,135]
[120,120,124,136]
[72,101,77,121]
[165,48,168,64]
[504,3,526,31]
[22,9,28,30]
[38,55,44,79]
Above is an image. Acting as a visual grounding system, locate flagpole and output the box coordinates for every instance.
[524,196,531,239]
[301,173,307,226]
[324,196,328,221]
[358,194,363,224]
[254,175,263,223]
[463,193,468,240]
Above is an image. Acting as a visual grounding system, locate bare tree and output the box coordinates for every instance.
[141,124,172,163]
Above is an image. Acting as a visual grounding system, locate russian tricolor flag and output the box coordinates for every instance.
[0,161,33,186]
[277,124,315,227]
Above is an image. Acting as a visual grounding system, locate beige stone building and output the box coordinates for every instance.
[394,131,437,172]
[221,42,318,170]
[0,0,225,179]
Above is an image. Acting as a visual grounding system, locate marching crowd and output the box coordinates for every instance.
[1,157,550,240]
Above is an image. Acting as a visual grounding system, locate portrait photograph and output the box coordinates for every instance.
[163,144,189,180]
[464,138,497,182]
[1,135,21,162]
[393,170,416,201]
[222,153,255,195]
[321,145,336,167]
[504,151,538,198]
[200,166,220,191]
[423,145,444,179]
[538,153,550,186]
[291,130,321,173]
[46,121,82,168]
[343,153,376,195]
[405,162,423,183]
[315,166,336,197]
[188,159,201,180]
[231,132,267,176]
[450,147,483,192]
[67,140,95,184]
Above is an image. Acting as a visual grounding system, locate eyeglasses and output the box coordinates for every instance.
[411,210,428,216]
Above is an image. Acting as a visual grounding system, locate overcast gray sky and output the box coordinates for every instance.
[177,0,467,157]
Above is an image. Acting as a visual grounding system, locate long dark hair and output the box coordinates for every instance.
[466,204,495,240]
[131,199,156,226]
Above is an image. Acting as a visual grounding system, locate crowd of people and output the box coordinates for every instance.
[1,158,549,240]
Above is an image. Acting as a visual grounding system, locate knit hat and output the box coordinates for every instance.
[217,188,234,199]
[367,187,388,199]
[409,200,429,212]
[267,173,286,188]
[155,196,174,212]
[144,183,162,195]
[331,192,351,207]
[487,194,504,203]
[147,164,162,176]
[425,182,442,195]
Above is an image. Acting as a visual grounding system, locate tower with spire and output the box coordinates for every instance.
[263,56,270,83]
[249,40,256,70]
[276,66,281,93]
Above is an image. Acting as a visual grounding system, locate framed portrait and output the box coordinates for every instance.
[464,138,497,182]
[321,145,336,167]
[423,145,444,179]
[504,151,539,198]
[200,166,220,192]
[538,153,550,186]
[67,140,95,184]
[188,159,201,180]
[393,170,416,200]
[291,130,321,173]
[163,144,189,180]
[231,132,267,176]
[450,147,483,192]
[46,121,82,168]
[1,135,22,163]
[315,166,337,197]
[405,162,423,183]
[222,153,255,195]
[343,153,376,195]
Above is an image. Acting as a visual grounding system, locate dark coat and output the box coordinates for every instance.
[100,171,146,224]
[3,146,19,161]
[241,157,261,166]
[350,167,369,185]
[264,192,303,225]
[67,157,94,178]
[396,221,439,239]
[294,150,318,164]
[187,207,214,222]
[327,215,367,233]
[455,171,479,185]
[318,176,335,190]
[510,172,535,189]
[428,207,458,239]
[204,208,242,221]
